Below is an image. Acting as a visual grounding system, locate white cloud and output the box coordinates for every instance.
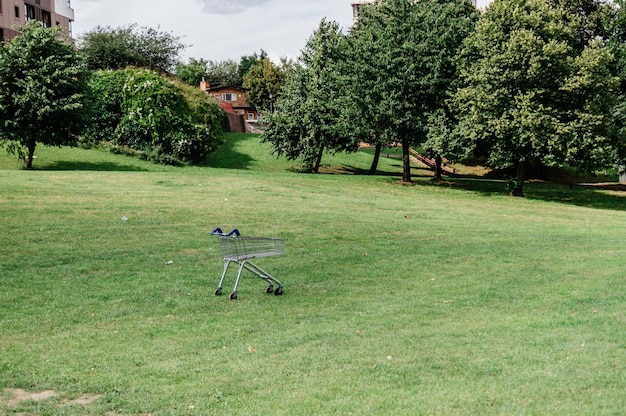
[195,0,272,15]
[72,0,354,61]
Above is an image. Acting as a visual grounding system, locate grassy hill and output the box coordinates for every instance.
[0,134,624,414]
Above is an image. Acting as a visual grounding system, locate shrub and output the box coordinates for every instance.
[84,68,226,164]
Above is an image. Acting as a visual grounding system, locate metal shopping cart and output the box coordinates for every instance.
[211,228,285,300]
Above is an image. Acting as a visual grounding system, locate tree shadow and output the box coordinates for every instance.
[202,134,255,170]
[417,177,626,212]
[36,161,150,172]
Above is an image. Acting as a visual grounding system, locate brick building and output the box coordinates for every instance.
[200,79,260,133]
[1,0,74,41]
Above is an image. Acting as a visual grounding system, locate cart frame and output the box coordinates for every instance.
[211,228,284,300]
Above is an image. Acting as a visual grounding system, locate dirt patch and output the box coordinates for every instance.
[1,389,103,408]
[2,388,57,406]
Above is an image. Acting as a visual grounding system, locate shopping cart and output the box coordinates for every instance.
[211,228,285,300]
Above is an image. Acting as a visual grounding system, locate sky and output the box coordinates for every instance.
[70,0,357,63]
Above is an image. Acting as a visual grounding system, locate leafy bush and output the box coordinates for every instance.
[84,68,226,165]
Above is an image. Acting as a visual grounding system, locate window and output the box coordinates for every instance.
[0,29,4,42]
[15,6,20,18]
[41,10,51,27]
[247,112,255,120]
[25,4,36,21]
[222,93,237,102]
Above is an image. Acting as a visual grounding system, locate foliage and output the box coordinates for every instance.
[78,24,186,72]
[605,0,626,166]
[346,0,479,182]
[451,0,619,195]
[238,49,268,83]
[0,21,88,169]
[206,59,242,87]
[175,57,210,87]
[242,57,289,111]
[262,20,355,173]
[85,68,225,165]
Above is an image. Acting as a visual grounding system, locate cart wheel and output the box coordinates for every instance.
[229,292,238,300]
[274,286,283,296]
[214,287,223,296]
[266,285,274,294]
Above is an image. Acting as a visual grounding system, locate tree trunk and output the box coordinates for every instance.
[510,160,526,197]
[433,154,443,181]
[401,138,411,183]
[25,142,36,169]
[369,143,382,175]
[313,144,325,174]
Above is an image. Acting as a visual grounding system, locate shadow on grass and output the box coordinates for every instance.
[37,161,150,172]
[202,134,255,169]
[415,176,626,211]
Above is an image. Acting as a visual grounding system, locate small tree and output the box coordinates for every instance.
[0,21,87,169]
[243,57,288,111]
[262,20,354,173]
[175,58,210,87]
[206,59,242,87]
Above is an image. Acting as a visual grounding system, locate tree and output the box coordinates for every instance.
[175,58,210,87]
[206,59,242,87]
[452,0,618,196]
[604,0,626,172]
[78,24,186,72]
[243,57,289,111]
[238,50,268,83]
[262,20,354,173]
[346,0,478,181]
[0,21,88,169]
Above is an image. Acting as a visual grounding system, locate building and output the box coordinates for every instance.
[200,79,260,133]
[352,0,493,22]
[0,0,75,41]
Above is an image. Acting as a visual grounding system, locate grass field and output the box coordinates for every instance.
[1,134,624,415]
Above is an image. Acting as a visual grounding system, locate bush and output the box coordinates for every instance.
[84,68,226,165]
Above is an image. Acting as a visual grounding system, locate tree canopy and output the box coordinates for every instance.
[262,20,354,173]
[451,0,618,195]
[78,24,186,72]
[346,0,479,181]
[0,21,88,168]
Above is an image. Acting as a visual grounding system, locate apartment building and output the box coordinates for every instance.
[352,0,493,22]
[0,0,75,41]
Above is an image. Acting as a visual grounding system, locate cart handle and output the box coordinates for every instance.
[211,227,240,237]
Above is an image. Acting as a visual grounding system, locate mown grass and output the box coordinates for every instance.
[0,135,624,415]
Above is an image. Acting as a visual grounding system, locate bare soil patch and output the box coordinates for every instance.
[2,388,57,406]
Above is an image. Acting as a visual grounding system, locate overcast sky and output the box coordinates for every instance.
[71,0,356,63]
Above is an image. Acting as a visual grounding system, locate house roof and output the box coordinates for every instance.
[206,85,247,93]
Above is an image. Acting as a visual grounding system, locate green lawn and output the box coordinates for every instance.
[0,135,624,415]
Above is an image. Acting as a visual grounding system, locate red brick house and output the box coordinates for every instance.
[200,80,260,133]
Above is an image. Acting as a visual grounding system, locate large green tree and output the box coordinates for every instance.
[262,20,354,173]
[605,0,626,173]
[78,24,185,72]
[0,21,88,169]
[452,0,618,195]
[346,0,478,181]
